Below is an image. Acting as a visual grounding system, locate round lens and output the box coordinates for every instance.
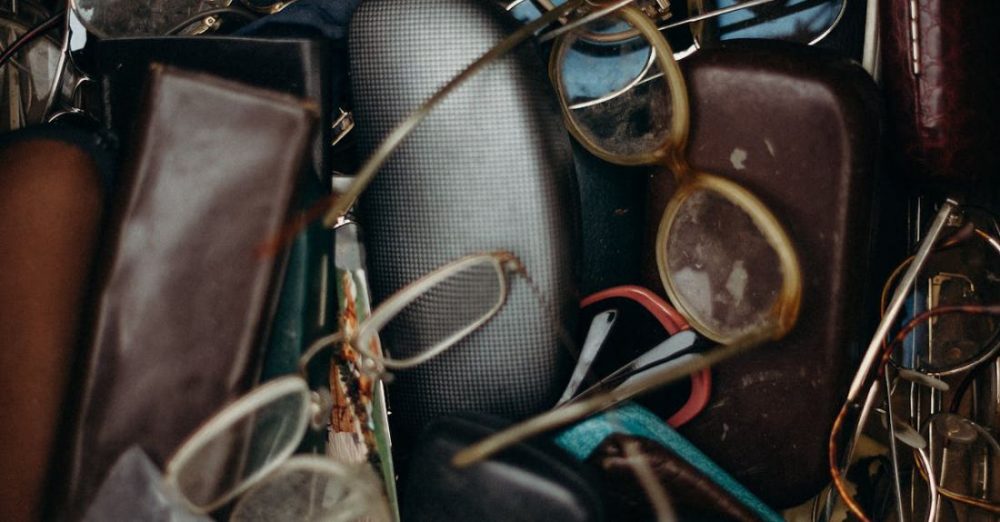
[688,0,846,46]
[551,8,686,165]
[70,0,231,38]
[166,377,311,513]
[231,456,391,522]
[363,255,507,370]
[556,19,654,108]
[657,177,800,342]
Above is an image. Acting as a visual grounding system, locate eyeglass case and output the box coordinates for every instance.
[401,413,604,522]
[348,0,579,455]
[642,40,881,507]
[58,65,316,517]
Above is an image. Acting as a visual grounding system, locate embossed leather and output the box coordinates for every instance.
[642,41,880,507]
[880,0,1000,182]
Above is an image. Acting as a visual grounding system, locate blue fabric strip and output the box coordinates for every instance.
[554,402,783,522]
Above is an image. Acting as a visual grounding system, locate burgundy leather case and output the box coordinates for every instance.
[59,65,316,516]
[93,36,330,182]
[880,0,1000,184]
[0,135,105,522]
[643,41,880,507]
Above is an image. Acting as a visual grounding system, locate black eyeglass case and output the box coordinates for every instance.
[642,40,881,508]
[348,0,579,455]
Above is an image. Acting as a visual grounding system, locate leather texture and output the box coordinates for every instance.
[60,66,316,517]
[642,41,880,507]
[0,135,104,522]
[880,0,1000,183]
[349,0,578,452]
[94,36,330,181]
[401,413,604,522]
[587,434,760,522]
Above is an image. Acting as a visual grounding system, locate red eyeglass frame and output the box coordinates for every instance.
[580,285,711,427]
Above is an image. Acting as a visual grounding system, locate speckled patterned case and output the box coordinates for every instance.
[348,0,579,453]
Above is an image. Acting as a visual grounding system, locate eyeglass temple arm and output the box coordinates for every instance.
[320,0,579,226]
[298,331,347,377]
[845,199,958,405]
[452,327,773,467]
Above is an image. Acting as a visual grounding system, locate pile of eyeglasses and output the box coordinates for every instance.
[2,0,998,521]
[822,201,1000,522]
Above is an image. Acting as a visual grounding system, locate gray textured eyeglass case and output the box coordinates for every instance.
[349,0,579,449]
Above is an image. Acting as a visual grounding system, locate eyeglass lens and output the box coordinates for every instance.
[554,12,677,162]
[373,256,506,367]
[171,387,309,512]
[230,458,391,522]
[664,187,786,342]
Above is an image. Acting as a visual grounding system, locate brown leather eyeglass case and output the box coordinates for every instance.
[58,65,316,517]
[643,41,881,508]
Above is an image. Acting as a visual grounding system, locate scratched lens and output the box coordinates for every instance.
[553,12,676,163]
[688,0,846,46]
[169,381,309,512]
[662,186,785,342]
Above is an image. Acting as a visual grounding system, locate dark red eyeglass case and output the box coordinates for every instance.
[880,0,1000,185]
[643,40,881,508]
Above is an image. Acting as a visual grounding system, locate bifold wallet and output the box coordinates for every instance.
[59,65,316,516]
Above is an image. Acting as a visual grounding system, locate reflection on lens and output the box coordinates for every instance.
[925,413,1000,505]
[1,16,61,131]
[170,380,310,512]
[557,19,653,107]
[661,185,787,342]
[71,0,230,37]
[231,456,391,522]
[552,11,677,164]
[688,0,845,46]
[374,256,505,368]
